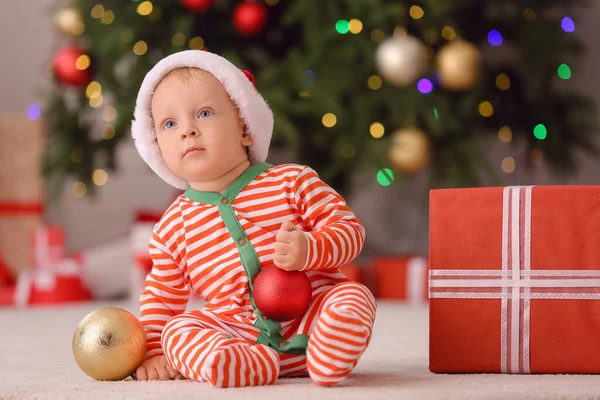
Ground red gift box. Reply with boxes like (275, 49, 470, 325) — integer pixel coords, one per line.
(373, 256, 428, 303)
(429, 185, 600, 374)
(340, 263, 363, 284)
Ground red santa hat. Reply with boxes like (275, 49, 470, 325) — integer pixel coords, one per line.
(131, 50, 274, 189)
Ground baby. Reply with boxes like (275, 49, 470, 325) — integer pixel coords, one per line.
(130, 50, 376, 387)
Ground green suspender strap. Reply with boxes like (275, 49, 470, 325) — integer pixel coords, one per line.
(184, 162, 309, 355)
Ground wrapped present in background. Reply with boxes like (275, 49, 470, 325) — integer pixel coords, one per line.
(130, 210, 161, 301)
(429, 186, 600, 374)
(340, 263, 363, 284)
(372, 256, 428, 303)
(0, 116, 45, 280)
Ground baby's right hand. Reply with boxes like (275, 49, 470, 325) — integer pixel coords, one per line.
(135, 355, 185, 381)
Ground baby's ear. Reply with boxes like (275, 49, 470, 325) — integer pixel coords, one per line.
(241, 125, 253, 146)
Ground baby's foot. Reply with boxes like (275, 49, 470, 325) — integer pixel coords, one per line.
(202, 343, 280, 388)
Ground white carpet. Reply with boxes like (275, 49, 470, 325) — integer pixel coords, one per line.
(2, 300, 600, 400)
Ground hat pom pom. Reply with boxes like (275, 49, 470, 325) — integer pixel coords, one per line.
(240, 69, 256, 87)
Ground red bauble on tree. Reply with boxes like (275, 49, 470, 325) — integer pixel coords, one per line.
(52, 45, 92, 87)
(233, 2, 268, 36)
(252, 265, 312, 322)
(181, 0, 214, 12)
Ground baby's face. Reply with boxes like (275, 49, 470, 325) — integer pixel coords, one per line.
(151, 69, 252, 186)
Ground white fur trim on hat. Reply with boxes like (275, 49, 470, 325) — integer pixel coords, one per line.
(131, 50, 274, 189)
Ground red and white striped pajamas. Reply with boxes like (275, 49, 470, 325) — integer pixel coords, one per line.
(140, 163, 376, 387)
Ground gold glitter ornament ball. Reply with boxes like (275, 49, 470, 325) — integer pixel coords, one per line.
(72, 307, 147, 381)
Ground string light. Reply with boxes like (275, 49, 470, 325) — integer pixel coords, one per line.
(441, 26, 456, 40)
(27, 104, 41, 120)
(496, 73, 510, 90)
(498, 126, 512, 142)
(417, 78, 433, 94)
(409, 5, 424, 19)
(501, 157, 516, 173)
(73, 181, 87, 198)
(487, 29, 503, 46)
(530, 148, 543, 164)
(75, 55, 91, 70)
(534, 124, 547, 139)
(133, 40, 148, 55)
(370, 29, 385, 42)
(349, 19, 363, 34)
(92, 169, 109, 186)
(523, 8, 536, 22)
(558, 63, 571, 79)
(322, 113, 337, 127)
(478, 101, 494, 117)
(91, 5, 104, 19)
(172, 33, 185, 47)
(89, 95, 104, 108)
(367, 75, 382, 90)
(377, 168, 394, 186)
(137, 1, 153, 16)
(101, 10, 115, 24)
(86, 81, 102, 99)
(561, 17, 575, 32)
(101, 125, 115, 140)
(433, 108, 439, 119)
(102, 106, 117, 122)
(370, 122, 385, 138)
(335, 20, 350, 34)
(189, 36, 205, 50)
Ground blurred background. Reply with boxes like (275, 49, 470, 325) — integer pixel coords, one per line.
(1, 0, 599, 306)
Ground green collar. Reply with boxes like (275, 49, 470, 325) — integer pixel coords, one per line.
(184, 162, 272, 205)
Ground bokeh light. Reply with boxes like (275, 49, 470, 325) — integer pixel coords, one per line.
(478, 101, 494, 117)
(86, 81, 102, 99)
(189, 36, 205, 50)
(487, 29, 503, 46)
(91, 5, 104, 19)
(496, 73, 510, 90)
(172, 33, 185, 47)
(349, 19, 363, 34)
(534, 124, 547, 139)
(530, 148, 543, 164)
(498, 126, 512, 142)
(322, 113, 337, 127)
(442, 26, 456, 40)
(368, 75, 383, 90)
(101, 10, 115, 24)
(137, 1, 153, 16)
(102, 106, 117, 122)
(417, 78, 433, 94)
(501, 157, 516, 173)
(101, 125, 115, 140)
(133, 40, 148, 55)
(370, 122, 385, 138)
(89, 95, 104, 108)
(410, 5, 424, 19)
(561, 16, 575, 32)
(27, 104, 41, 120)
(73, 181, 87, 198)
(93, 169, 109, 186)
(377, 168, 394, 186)
(75, 55, 91, 70)
(335, 20, 350, 34)
(558, 63, 571, 79)
(341, 144, 356, 158)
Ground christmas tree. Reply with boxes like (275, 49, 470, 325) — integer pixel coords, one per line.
(44, 0, 597, 199)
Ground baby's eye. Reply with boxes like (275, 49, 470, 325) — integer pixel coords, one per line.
(199, 109, 213, 118)
(165, 120, 177, 129)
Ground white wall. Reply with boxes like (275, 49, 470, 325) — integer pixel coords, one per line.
(1, 1, 599, 258)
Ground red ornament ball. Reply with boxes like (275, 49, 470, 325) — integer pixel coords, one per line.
(52, 46, 92, 87)
(233, 2, 268, 36)
(181, 0, 214, 12)
(253, 265, 312, 322)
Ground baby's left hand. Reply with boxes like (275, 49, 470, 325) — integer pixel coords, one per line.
(273, 221, 307, 271)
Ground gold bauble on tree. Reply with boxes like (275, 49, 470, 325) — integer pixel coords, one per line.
(72, 307, 147, 381)
(436, 39, 483, 91)
(54, 7, 83, 36)
(376, 30, 430, 87)
(388, 127, 431, 175)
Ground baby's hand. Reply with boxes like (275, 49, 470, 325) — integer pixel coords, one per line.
(134, 355, 185, 381)
(273, 221, 308, 271)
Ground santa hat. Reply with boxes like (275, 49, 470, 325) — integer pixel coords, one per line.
(131, 50, 274, 189)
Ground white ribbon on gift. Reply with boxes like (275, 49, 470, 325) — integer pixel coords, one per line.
(14, 258, 81, 307)
(429, 186, 600, 374)
(407, 256, 427, 304)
